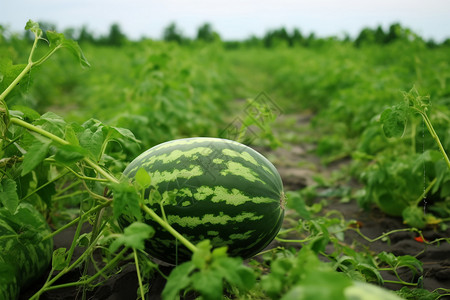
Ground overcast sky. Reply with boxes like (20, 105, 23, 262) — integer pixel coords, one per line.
(2, 0, 450, 41)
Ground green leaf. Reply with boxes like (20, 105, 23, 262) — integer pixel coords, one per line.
(135, 168, 151, 189)
(25, 20, 42, 37)
(192, 240, 212, 269)
(396, 255, 423, 274)
(52, 248, 68, 271)
(64, 124, 80, 146)
(21, 138, 52, 175)
(286, 191, 311, 220)
(378, 251, 397, 267)
(285, 271, 351, 300)
(109, 222, 154, 253)
(34, 112, 67, 138)
(53, 144, 87, 164)
(380, 106, 407, 138)
(46, 30, 90, 68)
(0, 178, 19, 213)
(11, 105, 41, 121)
(110, 126, 139, 143)
(110, 181, 142, 221)
(162, 262, 195, 300)
(214, 257, 255, 291)
(402, 206, 427, 228)
(192, 269, 223, 300)
(79, 126, 104, 161)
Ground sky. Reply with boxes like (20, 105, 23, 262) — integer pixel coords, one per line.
(1, 0, 450, 42)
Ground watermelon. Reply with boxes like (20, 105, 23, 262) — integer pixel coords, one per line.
(121, 137, 285, 265)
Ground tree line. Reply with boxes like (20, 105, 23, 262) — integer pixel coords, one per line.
(1, 21, 449, 48)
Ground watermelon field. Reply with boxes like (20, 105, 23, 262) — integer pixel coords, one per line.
(1, 21, 450, 299)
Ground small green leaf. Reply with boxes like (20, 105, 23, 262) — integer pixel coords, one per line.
(110, 126, 139, 143)
(402, 206, 427, 228)
(135, 168, 151, 189)
(34, 112, 67, 138)
(111, 181, 142, 221)
(380, 107, 407, 138)
(192, 269, 223, 300)
(25, 20, 42, 37)
(109, 222, 154, 253)
(162, 262, 195, 300)
(21, 138, 52, 175)
(11, 105, 41, 121)
(0, 178, 19, 213)
(79, 126, 103, 161)
(192, 240, 212, 269)
(46, 30, 90, 68)
(52, 248, 68, 271)
(396, 255, 423, 274)
(286, 191, 311, 220)
(64, 124, 80, 146)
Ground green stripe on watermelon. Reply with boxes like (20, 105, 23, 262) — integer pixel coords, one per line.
(121, 137, 285, 265)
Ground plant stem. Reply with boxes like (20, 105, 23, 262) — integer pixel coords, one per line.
(383, 279, 418, 286)
(134, 249, 146, 300)
(350, 227, 420, 243)
(65, 211, 86, 264)
(275, 236, 316, 243)
(414, 109, 450, 170)
(10, 117, 68, 144)
(413, 177, 437, 206)
(141, 204, 198, 253)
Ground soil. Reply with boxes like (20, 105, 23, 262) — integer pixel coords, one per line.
(20, 112, 450, 299)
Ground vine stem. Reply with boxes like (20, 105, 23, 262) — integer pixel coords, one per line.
(134, 249, 146, 300)
(413, 177, 437, 206)
(413, 108, 450, 170)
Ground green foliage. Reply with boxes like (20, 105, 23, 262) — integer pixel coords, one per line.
(109, 222, 154, 253)
(162, 240, 256, 300)
(261, 246, 353, 299)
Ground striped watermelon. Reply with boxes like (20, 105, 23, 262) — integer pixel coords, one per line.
(122, 137, 285, 264)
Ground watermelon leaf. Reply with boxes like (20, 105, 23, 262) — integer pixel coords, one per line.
(52, 248, 68, 271)
(46, 30, 90, 68)
(161, 262, 196, 300)
(21, 138, 52, 176)
(53, 144, 88, 164)
(380, 106, 408, 138)
(109, 222, 154, 253)
(110, 181, 142, 221)
(135, 168, 151, 189)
